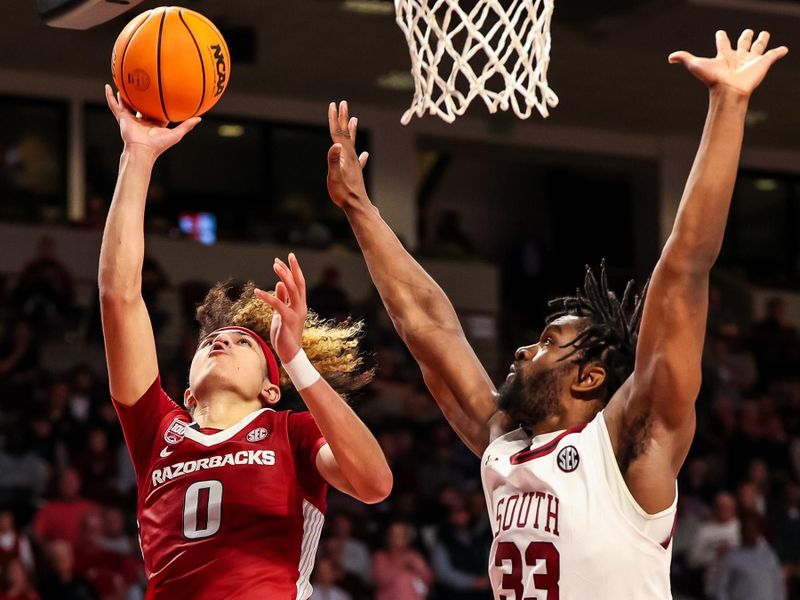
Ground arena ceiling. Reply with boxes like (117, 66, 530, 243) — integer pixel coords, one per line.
(6, 0, 800, 150)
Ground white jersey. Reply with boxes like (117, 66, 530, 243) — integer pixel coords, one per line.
(481, 411, 676, 599)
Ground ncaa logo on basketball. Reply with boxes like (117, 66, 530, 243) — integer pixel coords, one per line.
(209, 44, 227, 96)
(164, 418, 188, 445)
(247, 427, 269, 443)
(557, 445, 579, 473)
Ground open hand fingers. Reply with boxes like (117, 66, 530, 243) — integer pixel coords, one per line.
(765, 45, 789, 65)
(736, 29, 754, 53)
(173, 117, 202, 139)
(255, 288, 289, 321)
(287, 253, 306, 303)
(338, 100, 350, 134)
(715, 30, 732, 55)
(105, 85, 121, 121)
(751, 31, 770, 56)
(668, 51, 694, 66)
(328, 102, 339, 139)
(359, 151, 369, 168)
(349, 117, 358, 145)
(274, 258, 301, 307)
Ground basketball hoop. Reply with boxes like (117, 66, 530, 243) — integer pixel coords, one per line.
(394, 0, 559, 124)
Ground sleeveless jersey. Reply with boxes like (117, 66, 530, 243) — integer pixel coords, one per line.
(114, 377, 327, 599)
(481, 411, 676, 599)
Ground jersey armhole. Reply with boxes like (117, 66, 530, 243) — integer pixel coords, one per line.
(596, 412, 678, 546)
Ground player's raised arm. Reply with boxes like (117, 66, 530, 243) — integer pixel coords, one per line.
(99, 85, 200, 406)
(605, 31, 787, 503)
(255, 254, 392, 504)
(326, 101, 499, 456)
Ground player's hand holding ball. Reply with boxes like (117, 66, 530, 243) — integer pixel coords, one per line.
(105, 84, 199, 159)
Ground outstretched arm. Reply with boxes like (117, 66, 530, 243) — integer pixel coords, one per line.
(326, 102, 499, 456)
(256, 254, 392, 504)
(605, 30, 787, 507)
(99, 85, 199, 406)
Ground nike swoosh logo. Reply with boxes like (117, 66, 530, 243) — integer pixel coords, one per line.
(160, 447, 173, 458)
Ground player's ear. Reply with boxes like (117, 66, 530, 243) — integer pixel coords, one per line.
(260, 383, 280, 407)
(570, 365, 606, 398)
(183, 388, 195, 408)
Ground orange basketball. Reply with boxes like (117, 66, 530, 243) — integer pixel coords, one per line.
(111, 6, 230, 123)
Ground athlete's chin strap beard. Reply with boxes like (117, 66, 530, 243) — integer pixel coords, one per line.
(496, 368, 559, 429)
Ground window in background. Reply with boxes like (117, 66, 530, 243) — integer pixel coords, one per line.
(0, 96, 67, 223)
(84, 105, 368, 246)
(721, 171, 800, 289)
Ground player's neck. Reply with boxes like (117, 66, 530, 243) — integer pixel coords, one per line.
(192, 393, 263, 430)
(525, 407, 598, 437)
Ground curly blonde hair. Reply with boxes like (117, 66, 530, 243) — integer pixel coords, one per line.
(195, 281, 373, 394)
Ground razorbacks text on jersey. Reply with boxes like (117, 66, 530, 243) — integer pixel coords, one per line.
(481, 412, 676, 600)
(114, 376, 327, 599)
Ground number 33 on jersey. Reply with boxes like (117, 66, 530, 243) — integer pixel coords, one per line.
(481, 414, 675, 600)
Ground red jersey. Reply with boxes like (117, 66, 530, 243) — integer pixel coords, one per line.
(114, 377, 328, 599)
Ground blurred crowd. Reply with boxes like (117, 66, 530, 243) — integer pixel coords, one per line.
(0, 236, 797, 600)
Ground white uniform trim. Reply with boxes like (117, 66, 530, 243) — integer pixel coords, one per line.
(295, 499, 325, 600)
(185, 407, 275, 447)
(597, 412, 678, 546)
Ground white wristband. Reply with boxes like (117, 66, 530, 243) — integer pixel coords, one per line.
(283, 349, 321, 391)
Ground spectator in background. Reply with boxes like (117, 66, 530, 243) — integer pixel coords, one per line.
(32, 470, 100, 547)
(769, 481, 800, 596)
(308, 266, 351, 322)
(0, 512, 33, 572)
(749, 296, 800, 388)
(39, 378, 81, 466)
(326, 514, 372, 588)
(71, 428, 117, 504)
(688, 491, 740, 597)
(98, 509, 133, 557)
(431, 505, 491, 599)
(706, 284, 739, 338)
(319, 538, 368, 600)
(11, 236, 75, 337)
(310, 557, 352, 600)
(140, 256, 168, 337)
(704, 325, 758, 403)
(716, 512, 785, 600)
(728, 402, 767, 486)
(0, 319, 39, 404)
(72, 513, 141, 600)
(79, 194, 107, 232)
(0, 432, 49, 517)
(0, 558, 40, 600)
(68, 365, 103, 426)
(38, 540, 99, 600)
(373, 522, 433, 600)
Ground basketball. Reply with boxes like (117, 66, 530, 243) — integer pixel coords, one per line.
(111, 6, 230, 123)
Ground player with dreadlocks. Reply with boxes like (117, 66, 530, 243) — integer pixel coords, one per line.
(99, 85, 392, 599)
(326, 29, 787, 599)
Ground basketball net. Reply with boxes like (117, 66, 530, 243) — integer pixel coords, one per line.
(395, 0, 559, 124)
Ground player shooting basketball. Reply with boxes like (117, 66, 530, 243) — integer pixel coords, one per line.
(327, 30, 786, 598)
(99, 85, 392, 599)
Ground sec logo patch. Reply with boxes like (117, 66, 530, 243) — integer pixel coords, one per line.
(557, 445, 580, 473)
(247, 427, 269, 443)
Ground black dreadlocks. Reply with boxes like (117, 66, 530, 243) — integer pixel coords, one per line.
(545, 260, 648, 403)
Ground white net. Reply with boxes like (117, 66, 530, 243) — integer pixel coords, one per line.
(395, 0, 559, 124)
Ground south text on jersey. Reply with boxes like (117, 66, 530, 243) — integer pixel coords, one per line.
(494, 491, 560, 537)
